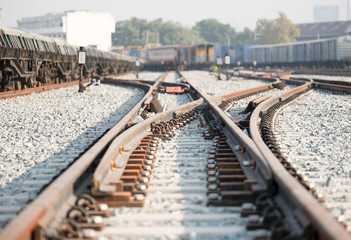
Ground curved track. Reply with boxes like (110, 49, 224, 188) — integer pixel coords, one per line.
(1, 71, 350, 240)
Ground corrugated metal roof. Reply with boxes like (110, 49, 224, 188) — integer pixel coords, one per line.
(297, 21, 351, 36)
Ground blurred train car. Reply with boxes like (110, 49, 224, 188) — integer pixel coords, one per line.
(178, 44, 215, 69)
(215, 44, 256, 66)
(249, 36, 351, 67)
(125, 46, 146, 58)
(145, 44, 188, 70)
(0, 27, 137, 90)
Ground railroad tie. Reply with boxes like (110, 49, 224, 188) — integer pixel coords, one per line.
(206, 133, 256, 206)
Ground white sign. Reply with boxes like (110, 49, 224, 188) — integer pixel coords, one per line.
(136, 60, 140, 67)
(217, 57, 223, 65)
(224, 55, 230, 65)
(78, 52, 86, 64)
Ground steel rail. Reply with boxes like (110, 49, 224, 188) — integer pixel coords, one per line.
(0, 73, 133, 99)
(178, 72, 273, 188)
(220, 79, 279, 102)
(0, 74, 166, 240)
(249, 79, 351, 239)
(190, 85, 272, 189)
(0, 78, 90, 99)
(92, 99, 204, 194)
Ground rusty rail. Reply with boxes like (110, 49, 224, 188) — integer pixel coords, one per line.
(92, 99, 204, 194)
(0, 74, 166, 240)
(221, 79, 278, 102)
(192, 86, 273, 187)
(0, 79, 90, 99)
(178, 72, 273, 188)
(249, 79, 351, 239)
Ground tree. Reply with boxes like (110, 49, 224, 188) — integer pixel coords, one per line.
(193, 19, 235, 45)
(112, 17, 256, 47)
(112, 18, 205, 46)
(112, 17, 149, 46)
(255, 12, 300, 44)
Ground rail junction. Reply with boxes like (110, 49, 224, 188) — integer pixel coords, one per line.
(0, 70, 350, 240)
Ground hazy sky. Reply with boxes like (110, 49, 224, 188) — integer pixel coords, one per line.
(1, 0, 349, 30)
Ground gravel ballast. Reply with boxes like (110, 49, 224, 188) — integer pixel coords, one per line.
(273, 89, 351, 229)
(102, 116, 255, 240)
(181, 71, 271, 96)
(158, 93, 191, 111)
(0, 84, 144, 202)
(114, 71, 163, 81)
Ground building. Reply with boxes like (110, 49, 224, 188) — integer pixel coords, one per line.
(296, 20, 351, 41)
(314, 5, 339, 23)
(17, 10, 115, 51)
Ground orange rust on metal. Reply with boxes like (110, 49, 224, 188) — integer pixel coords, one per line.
(125, 164, 142, 170)
(132, 150, 147, 155)
(165, 86, 184, 94)
(217, 162, 241, 168)
(280, 81, 311, 101)
(251, 95, 272, 107)
(221, 84, 273, 101)
(121, 175, 138, 183)
(123, 182, 136, 190)
(110, 161, 117, 169)
(313, 82, 351, 93)
(127, 159, 144, 165)
(109, 181, 124, 191)
(119, 146, 125, 153)
(97, 199, 144, 207)
(280, 76, 290, 80)
(218, 169, 243, 174)
(97, 192, 132, 202)
(261, 74, 271, 78)
(218, 174, 246, 182)
(0, 78, 91, 99)
(122, 170, 140, 176)
(129, 154, 146, 159)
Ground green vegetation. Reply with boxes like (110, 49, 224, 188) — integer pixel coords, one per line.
(255, 12, 300, 44)
(112, 13, 299, 47)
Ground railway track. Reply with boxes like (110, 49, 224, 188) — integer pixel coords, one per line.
(89, 112, 258, 239)
(0, 71, 350, 239)
(270, 83, 351, 231)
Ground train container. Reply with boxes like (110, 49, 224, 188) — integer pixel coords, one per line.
(214, 44, 256, 65)
(241, 44, 256, 63)
(336, 35, 351, 61)
(249, 45, 273, 64)
(293, 42, 310, 63)
(147, 45, 182, 65)
(214, 45, 236, 63)
(0, 26, 137, 90)
(177, 44, 214, 69)
(193, 44, 214, 64)
(272, 44, 293, 63)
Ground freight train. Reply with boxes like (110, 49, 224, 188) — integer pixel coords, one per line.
(141, 35, 351, 70)
(249, 35, 351, 68)
(0, 27, 139, 91)
(145, 44, 215, 70)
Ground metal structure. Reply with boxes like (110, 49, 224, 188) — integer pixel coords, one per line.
(0, 27, 141, 91)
